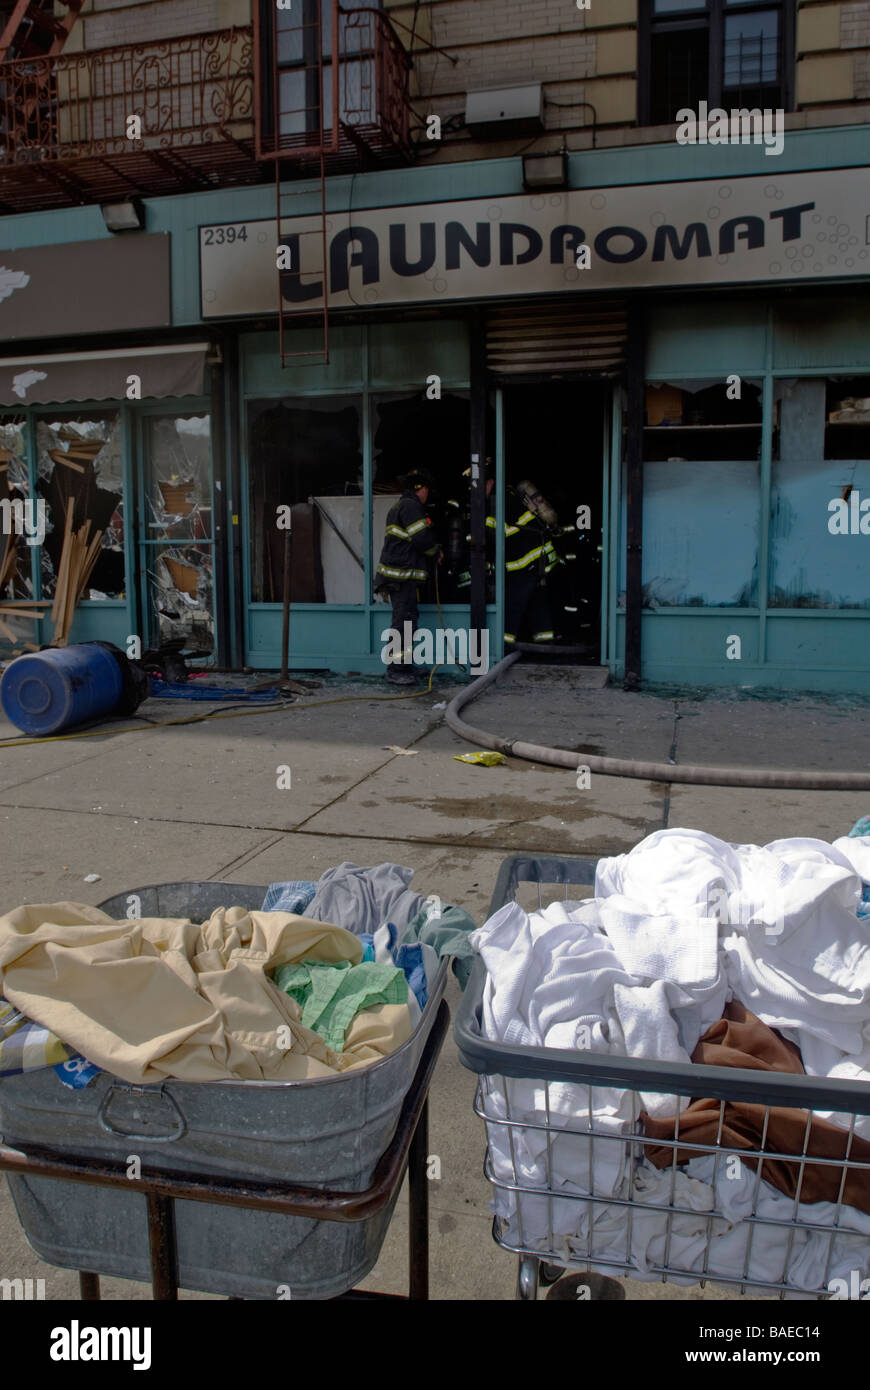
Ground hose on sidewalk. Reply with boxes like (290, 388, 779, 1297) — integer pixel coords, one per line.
(445, 653, 870, 791)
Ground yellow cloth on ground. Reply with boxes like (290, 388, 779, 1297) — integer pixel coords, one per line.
(0, 903, 413, 1083)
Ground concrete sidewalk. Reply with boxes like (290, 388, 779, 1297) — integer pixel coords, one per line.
(0, 663, 866, 1301)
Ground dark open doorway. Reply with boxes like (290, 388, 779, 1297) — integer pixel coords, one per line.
(503, 381, 606, 664)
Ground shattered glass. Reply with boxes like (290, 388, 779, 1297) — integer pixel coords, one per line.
(144, 415, 212, 544)
(37, 412, 124, 600)
(0, 416, 32, 600)
(143, 415, 214, 651)
(148, 545, 214, 651)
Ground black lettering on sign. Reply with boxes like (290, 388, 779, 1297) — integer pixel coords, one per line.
(203, 225, 249, 245)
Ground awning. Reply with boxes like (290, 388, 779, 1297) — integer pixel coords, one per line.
(0, 343, 211, 407)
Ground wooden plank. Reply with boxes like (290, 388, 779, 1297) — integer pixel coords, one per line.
(51, 497, 75, 637)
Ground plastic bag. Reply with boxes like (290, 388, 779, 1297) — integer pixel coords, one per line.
(454, 750, 505, 766)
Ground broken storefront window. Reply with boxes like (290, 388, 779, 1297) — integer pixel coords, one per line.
(37, 413, 125, 602)
(143, 415, 214, 652)
(248, 397, 364, 605)
(0, 416, 38, 649)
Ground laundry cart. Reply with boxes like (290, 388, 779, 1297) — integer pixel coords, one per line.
(455, 855, 870, 1301)
(0, 882, 449, 1301)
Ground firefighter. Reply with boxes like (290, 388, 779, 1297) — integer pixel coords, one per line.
(375, 466, 440, 684)
(503, 479, 560, 647)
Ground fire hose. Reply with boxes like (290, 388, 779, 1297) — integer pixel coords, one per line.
(445, 652, 870, 790)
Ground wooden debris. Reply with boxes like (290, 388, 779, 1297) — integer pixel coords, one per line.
(164, 556, 200, 596)
(50, 498, 104, 646)
(48, 448, 86, 475)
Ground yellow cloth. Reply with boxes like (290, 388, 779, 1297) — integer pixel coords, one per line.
(0, 903, 412, 1083)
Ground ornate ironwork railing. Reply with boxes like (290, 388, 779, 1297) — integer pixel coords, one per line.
(255, 2, 411, 161)
(0, 27, 255, 162)
(339, 5, 411, 155)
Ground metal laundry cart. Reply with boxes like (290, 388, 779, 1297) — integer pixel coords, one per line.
(0, 882, 450, 1301)
(455, 854, 870, 1301)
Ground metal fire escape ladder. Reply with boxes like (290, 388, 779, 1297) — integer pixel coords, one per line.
(0, 0, 82, 59)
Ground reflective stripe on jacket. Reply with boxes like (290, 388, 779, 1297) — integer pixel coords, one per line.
(376, 490, 437, 585)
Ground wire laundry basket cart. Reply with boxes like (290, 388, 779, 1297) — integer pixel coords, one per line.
(455, 855, 870, 1301)
(0, 882, 449, 1301)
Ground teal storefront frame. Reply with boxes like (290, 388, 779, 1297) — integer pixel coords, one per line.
(0, 400, 137, 652)
(0, 393, 216, 658)
(612, 291, 870, 692)
(239, 317, 508, 673)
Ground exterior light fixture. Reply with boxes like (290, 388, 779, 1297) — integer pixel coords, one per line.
(100, 198, 146, 233)
(521, 151, 568, 190)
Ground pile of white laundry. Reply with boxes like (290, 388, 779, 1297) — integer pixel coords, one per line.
(470, 828, 870, 1295)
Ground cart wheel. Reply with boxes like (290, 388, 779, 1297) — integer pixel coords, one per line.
(539, 1262, 565, 1287)
(516, 1256, 540, 1300)
(545, 1271, 626, 1301)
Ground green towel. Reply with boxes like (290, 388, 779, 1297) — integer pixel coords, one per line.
(404, 902, 477, 988)
(273, 958, 408, 1052)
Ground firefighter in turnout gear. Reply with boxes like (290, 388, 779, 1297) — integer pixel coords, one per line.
(376, 466, 441, 684)
(503, 480, 561, 647)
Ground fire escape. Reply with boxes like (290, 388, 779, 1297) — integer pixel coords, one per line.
(255, 0, 412, 364)
(0, 1, 412, 365)
(0, 0, 82, 61)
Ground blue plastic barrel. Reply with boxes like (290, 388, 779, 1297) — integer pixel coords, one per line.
(0, 644, 124, 736)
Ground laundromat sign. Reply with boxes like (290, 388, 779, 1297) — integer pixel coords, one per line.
(199, 167, 870, 316)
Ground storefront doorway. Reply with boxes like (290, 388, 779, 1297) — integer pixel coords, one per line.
(136, 410, 216, 658)
(501, 381, 607, 663)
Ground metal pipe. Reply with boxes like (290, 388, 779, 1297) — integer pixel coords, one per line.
(280, 525, 291, 682)
(446, 654, 870, 790)
(408, 1096, 429, 1301)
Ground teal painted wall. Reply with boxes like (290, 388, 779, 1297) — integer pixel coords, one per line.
(624, 292, 870, 692)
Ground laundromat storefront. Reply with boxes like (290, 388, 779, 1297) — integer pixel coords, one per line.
(207, 163, 870, 687)
(0, 233, 218, 661)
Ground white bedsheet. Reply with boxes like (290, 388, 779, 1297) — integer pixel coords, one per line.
(470, 828, 870, 1295)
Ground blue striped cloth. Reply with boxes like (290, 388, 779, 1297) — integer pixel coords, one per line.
(262, 881, 318, 914)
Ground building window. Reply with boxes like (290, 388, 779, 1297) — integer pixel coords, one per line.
(36, 413, 125, 602)
(769, 377, 870, 609)
(637, 379, 763, 607)
(259, 0, 380, 148)
(142, 414, 215, 653)
(247, 396, 364, 604)
(641, 0, 793, 128)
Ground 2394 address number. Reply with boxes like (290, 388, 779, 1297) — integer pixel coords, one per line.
(202, 225, 248, 245)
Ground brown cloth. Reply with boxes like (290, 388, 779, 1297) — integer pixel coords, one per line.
(642, 1000, 870, 1213)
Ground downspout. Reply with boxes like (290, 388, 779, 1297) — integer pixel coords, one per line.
(623, 300, 645, 691)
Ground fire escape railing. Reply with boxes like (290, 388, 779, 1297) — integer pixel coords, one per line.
(340, 6, 411, 159)
(0, 27, 254, 162)
(254, 2, 413, 366)
(254, 3, 411, 162)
